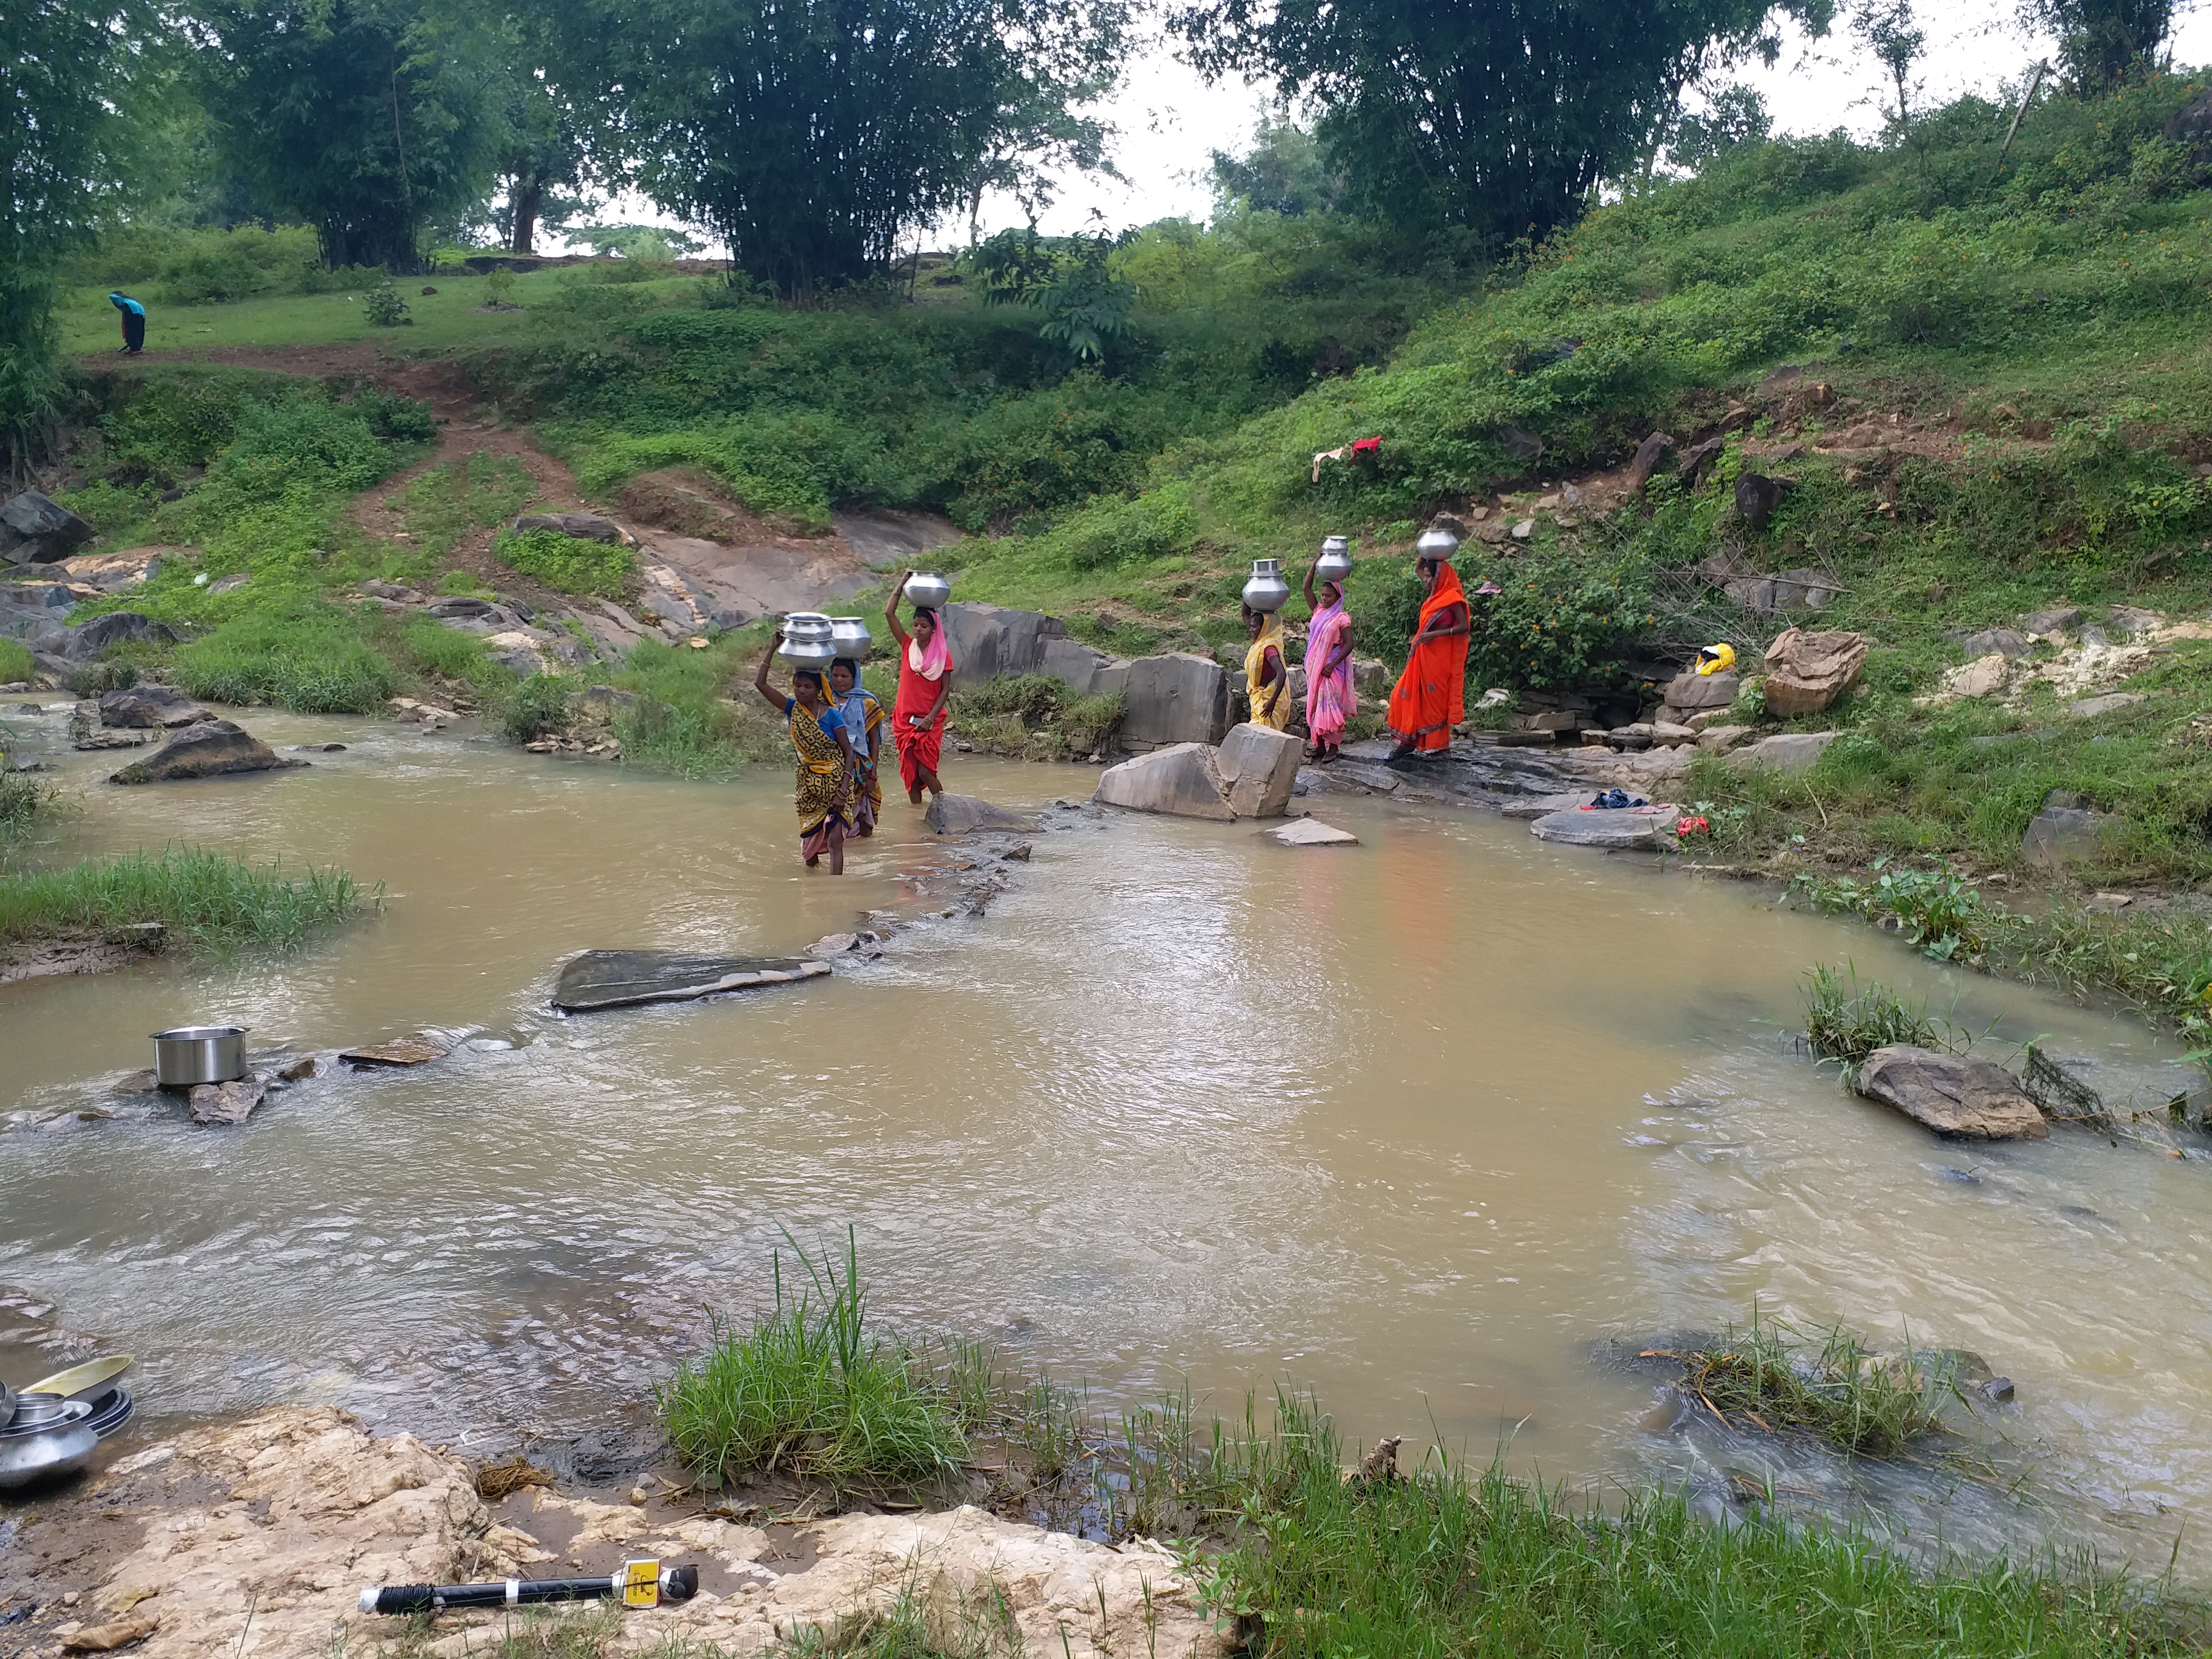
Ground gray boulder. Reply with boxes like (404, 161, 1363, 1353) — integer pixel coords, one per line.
(188, 1077, 266, 1127)
(1120, 652, 1232, 750)
(1853, 1047, 2048, 1140)
(2022, 606, 2081, 635)
(925, 793, 1040, 834)
(1955, 627, 2033, 659)
(938, 602, 1065, 684)
(1528, 807, 1674, 849)
(1352, 657, 1391, 696)
(63, 612, 175, 659)
(0, 491, 96, 565)
(1213, 721, 1302, 818)
(1660, 668, 1738, 715)
(514, 512, 622, 542)
(1267, 817, 1358, 847)
(2022, 792, 2107, 867)
(1730, 731, 1837, 771)
(551, 950, 828, 1012)
(98, 684, 210, 728)
(2067, 692, 2145, 719)
(1039, 636, 1129, 699)
(1094, 742, 1235, 821)
(2024, 1045, 2212, 1128)
(109, 720, 310, 785)
(1721, 568, 1844, 617)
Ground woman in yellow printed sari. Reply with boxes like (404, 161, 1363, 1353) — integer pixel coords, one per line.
(755, 630, 859, 873)
(1241, 603, 1293, 731)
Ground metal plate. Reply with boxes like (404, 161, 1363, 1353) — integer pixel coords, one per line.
(23, 1354, 132, 1400)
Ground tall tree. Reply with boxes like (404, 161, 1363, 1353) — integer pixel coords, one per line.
(959, 71, 1121, 247)
(1171, 0, 1832, 246)
(2, 0, 161, 474)
(1854, 0, 1925, 129)
(1209, 113, 1347, 217)
(2023, 0, 2175, 94)
(562, 0, 1129, 295)
(186, 0, 508, 270)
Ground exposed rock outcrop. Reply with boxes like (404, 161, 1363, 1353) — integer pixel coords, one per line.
(1761, 628, 1867, 716)
(1853, 1047, 2048, 1140)
(552, 951, 830, 1012)
(97, 685, 211, 729)
(926, 793, 1041, 834)
(1119, 653, 1232, 750)
(1094, 743, 1236, 821)
(0, 490, 96, 565)
(108, 721, 308, 785)
(1212, 722, 1302, 818)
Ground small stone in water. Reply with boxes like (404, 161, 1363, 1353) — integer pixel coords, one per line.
(1982, 1376, 2017, 1403)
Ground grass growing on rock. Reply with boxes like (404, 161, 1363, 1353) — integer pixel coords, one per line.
(659, 1233, 968, 1491)
(0, 847, 376, 953)
(946, 674, 1126, 761)
(0, 640, 33, 686)
(1667, 1314, 1957, 1457)
(1800, 963, 1948, 1063)
(493, 527, 635, 598)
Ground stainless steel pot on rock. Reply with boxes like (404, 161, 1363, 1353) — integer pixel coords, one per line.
(152, 1025, 248, 1086)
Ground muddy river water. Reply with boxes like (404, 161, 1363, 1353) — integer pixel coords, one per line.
(5, 708, 2212, 1573)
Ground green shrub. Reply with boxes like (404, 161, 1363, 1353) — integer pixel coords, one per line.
(501, 673, 575, 742)
(175, 612, 396, 713)
(493, 527, 635, 597)
(1061, 691, 1126, 756)
(0, 640, 33, 685)
(1042, 489, 1196, 572)
(658, 1233, 966, 1489)
(1790, 860, 2008, 962)
(1465, 548, 1657, 693)
(0, 770, 48, 841)
(397, 617, 489, 680)
(363, 282, 410, 327)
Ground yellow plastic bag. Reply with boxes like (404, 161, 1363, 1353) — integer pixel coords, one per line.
(1696, 642, 1736, 676)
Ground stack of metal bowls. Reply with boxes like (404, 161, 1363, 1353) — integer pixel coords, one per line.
(1314, 537, 1352, 585)
(779, 613, 836, 668)
(902, 572, 951, 610)
(0, 1355, 135, 1491)
(828, 617, 873, 660)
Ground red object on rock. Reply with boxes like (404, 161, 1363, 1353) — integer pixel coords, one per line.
(1350, 435, 1382, 456)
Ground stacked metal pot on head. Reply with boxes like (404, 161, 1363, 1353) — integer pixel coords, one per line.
(778, 613, 836, 668)
(0, 1355, 135, 1491)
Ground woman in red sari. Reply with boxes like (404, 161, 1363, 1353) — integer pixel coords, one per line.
(1386, 545, 1470, 758)
(885, 570, 954, 802)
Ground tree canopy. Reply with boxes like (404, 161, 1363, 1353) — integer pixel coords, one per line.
(1171, 0, 1833, 245)
(2026, 0, 2177, 94)
(186, 0, 509, 270)
(561, 0, 1129, 295)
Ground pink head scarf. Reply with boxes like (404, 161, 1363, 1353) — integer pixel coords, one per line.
(906, 611, 950, 680)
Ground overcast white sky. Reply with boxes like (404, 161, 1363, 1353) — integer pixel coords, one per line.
(561, 0, 2211, 253)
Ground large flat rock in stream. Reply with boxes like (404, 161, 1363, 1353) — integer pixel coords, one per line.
(1528, 806, 1678, 848)
(925, 793, 1040, 834)
(552, 950, 830, 1012)
(1854, 1046, 2048, 1140)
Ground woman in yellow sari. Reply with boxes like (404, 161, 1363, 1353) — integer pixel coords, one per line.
(755, 630, 859, 873)
(1241, 603, 1293, 731)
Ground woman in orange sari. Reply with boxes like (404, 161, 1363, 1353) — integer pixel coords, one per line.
(1386, 545, 1470, 758)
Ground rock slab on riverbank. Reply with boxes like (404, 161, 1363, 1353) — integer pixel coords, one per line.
(552, 950, 830, 1012)
(5, 1407, 1224, 1659)
(1853, 1046, 2049, 1139)
(926, 793, 1040, 834)
(1528, 806, 1679, 849)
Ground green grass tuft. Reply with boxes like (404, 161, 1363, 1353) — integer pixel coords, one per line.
(1800, 962, 1946, 1063)
(401, 452, 538, 557)
(174, 609, 397, 713)
(0, 640, 34, 685)
(0, 847, 376, 953)
(1671, 1312, 1956, 1458)
(659, 1231, 968, 1491)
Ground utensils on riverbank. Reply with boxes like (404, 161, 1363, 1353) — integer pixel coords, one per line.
(902, 572, 951, 610)
(1243, 558, 1291, 613)
(152, 1025, 248, 1086)
(828, 617, 873, 660)
(0, 1353, 135, 1490)
(1314, 537, 1352, 585)
(778, 613, 836, 667)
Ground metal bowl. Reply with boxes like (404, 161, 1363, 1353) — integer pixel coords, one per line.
(903, 573, 951, 611)
(0, 1421, 99, 1491)
(152, 1025, 249, 1087)
(78, 1385, 133, 1441)
(2, 1395, 92, 1437)
(23, 1355, 132, 1401)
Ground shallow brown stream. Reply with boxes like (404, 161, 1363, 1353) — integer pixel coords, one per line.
(4, 705, 2210, 1573)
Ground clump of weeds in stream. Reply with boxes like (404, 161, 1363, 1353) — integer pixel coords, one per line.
(1667, 1311, 1957, 1458)
(1799, 962, 1954, 1064)
(658, 1229, 969, 1491)
(1790, 860, 2008, 962)
(1187, 1392, 2206, 1659)
(0, 846, 376, 954)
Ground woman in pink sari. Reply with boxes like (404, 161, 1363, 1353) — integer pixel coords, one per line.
(1301, 557, 1355, 763)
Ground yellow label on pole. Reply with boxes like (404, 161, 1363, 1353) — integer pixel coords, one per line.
(621, 1559, 660, 1609)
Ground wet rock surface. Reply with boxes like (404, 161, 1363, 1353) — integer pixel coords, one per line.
(1266, 817, 1358, 846)
(1094, 742, 1236, 821)
(1211, 721, 1302, 819)
(0, 490, 96, 565)
(551, 951, 830, 1012)
(108, 721, 307, 785)
(0, 1407, 1224, 1659)
(1853, 1047, 2048, 1140)
(95, 685, 209, 729)
(924, 793, 1040, 834)
(185, 1078, 265, 1127)
(1529, 806, 1678, 849)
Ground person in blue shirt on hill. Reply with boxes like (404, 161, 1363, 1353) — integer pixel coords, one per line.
(108, 293, 145, 354)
